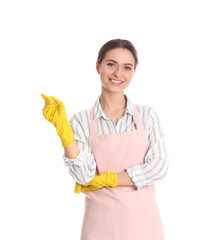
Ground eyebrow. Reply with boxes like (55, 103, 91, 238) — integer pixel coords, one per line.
(106, 59, 134, 67)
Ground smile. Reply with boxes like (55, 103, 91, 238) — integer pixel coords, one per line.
(109, 78, 124, 86)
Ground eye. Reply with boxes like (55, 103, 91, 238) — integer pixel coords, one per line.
(108, 63, 115, 67)
(124, 66, 132, 71)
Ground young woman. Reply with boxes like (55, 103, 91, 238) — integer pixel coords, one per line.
(41, 39, 169, 240)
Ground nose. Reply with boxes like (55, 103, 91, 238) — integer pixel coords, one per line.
(113, 66, 122, 78)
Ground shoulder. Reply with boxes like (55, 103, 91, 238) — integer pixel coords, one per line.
(134, 103, 155, 118)
(134, 103, 162, 131)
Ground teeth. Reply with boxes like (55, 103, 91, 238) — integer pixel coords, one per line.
(111, 79, 122, 83)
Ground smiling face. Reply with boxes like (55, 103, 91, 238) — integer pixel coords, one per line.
(96, 48, 135, 93)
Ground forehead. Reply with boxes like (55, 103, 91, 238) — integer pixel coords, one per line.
(103, 48, 135, 64)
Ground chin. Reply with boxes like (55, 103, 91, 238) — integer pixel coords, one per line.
(101, 85, 124, 93)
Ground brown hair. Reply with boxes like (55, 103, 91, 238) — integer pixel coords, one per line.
(97, 39, 138, 70)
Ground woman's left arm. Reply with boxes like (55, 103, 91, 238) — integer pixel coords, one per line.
(124, 107, 169, 190)
(116, 171, 135, 186)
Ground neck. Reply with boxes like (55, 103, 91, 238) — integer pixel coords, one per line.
(99, 89, 126, 113)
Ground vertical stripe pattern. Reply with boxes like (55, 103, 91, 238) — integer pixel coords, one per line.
(63, 94, 168, 189)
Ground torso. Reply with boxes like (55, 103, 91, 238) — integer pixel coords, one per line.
(80, 104, 164, 240)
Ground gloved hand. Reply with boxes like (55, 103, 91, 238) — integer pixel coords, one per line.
(41, 94, 74, 147)
(74, 181, 100, 194)
(74, 171, 118, 194)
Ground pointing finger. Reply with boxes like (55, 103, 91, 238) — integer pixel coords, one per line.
(41, 93, 51, 104)
(41, 93, 47, 100)
(41, 93, 54, 105)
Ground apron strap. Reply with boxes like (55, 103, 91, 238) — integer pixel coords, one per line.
(132, 104, 145, 135)
(89, 107, 97, 138)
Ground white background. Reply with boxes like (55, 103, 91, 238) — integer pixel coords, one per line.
(1, 0, 223, 239)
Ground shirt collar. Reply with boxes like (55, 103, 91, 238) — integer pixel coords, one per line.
(93, 94, 135, 120)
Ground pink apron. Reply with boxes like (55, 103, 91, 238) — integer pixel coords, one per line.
(80, 104, 164, 240)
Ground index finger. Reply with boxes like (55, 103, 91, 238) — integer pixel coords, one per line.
(41, 93, 52, 105)
(41, 93, 48, 101)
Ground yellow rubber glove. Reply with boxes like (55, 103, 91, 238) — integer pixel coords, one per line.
(41, 94, 74, 147)
(74, 171, 118, 194)
(74, 181, 100, 194)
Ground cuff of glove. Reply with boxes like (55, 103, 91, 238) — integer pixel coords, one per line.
(108, 172, 118, 188)
(59, 123, 75, 147)
(61, 135, 75, 147)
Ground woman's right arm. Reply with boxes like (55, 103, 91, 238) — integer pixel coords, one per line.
(63, 113, 97, 185)
(41, 94, 96, 184)
(64, 140, 80, 159)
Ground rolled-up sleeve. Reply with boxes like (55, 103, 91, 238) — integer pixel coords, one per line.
(126, 107, 169, 190)
(63, 113, 96, 185)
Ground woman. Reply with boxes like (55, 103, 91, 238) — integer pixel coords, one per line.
(41, 39, 168, 240)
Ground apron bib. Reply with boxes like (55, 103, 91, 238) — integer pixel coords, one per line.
(80, 104, 164, 240)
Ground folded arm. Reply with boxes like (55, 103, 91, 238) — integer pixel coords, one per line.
(126, 107, 169, 190)
(116, 171, 135, 186)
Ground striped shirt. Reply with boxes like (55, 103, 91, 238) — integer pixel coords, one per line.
(63, 94, 169, 190)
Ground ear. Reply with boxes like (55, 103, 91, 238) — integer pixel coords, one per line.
(96, 61, 100, 74)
